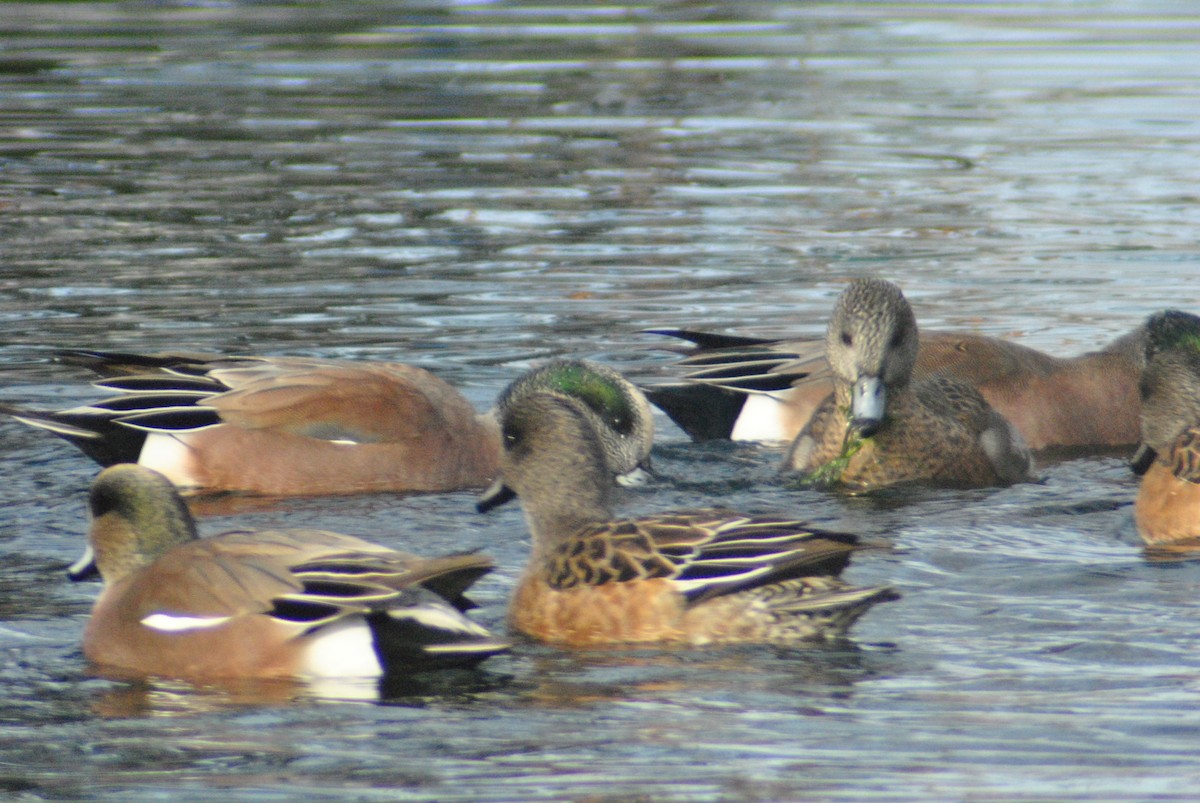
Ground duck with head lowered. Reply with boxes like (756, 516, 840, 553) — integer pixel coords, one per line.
(1, 353, 653, 496)
(71, 464, 509, 684)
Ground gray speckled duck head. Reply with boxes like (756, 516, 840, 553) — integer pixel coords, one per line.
(72, 462, 199, 584)
(488, 359, 654, 486)
(825, 278, 920, 438)
(1133, 309, 1200, 473)
(477, 390, 616, 549)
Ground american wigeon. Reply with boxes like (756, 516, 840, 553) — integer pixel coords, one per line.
(1, 352, 652, 496)
(1131, 310, 1200, 545)
(779, 278, 1033, 490)
(645, 303, 1146, 455)
(74, 464, 509, 682)
(489, 358, 654, 487)
(477, 391, 898, 647)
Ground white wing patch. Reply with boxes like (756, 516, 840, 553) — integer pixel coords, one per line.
(141, 612, 233, 632)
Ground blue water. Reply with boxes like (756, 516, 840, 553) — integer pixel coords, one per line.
(2, 2, 1200, 799)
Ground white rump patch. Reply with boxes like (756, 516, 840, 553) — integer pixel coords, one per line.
(731, 393, 791, 442)
(302, 617, 383, 678)
(141, 613, 232, 632)
(138, 433, 203, 488)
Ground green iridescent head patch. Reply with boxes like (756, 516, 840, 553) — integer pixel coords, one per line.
(1147, 310, 1200, 360)
(502, 360, 635, 434)
(544, 363, 633, 433)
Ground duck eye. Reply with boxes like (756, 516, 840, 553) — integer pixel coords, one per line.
(609, 412, 632, 434)
(501, 423, 520, 447)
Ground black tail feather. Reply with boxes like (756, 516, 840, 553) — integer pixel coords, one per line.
(642, 383, 746, 441)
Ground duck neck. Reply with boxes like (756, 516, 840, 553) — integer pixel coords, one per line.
(523, 482, 614, 559)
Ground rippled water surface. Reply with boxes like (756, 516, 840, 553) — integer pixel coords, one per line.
(3, 1, 1200, 800)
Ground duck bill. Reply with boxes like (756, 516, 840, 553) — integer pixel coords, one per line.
(849, 375, 885, 438)
(67, 545, 99, 582)
(476, 476, 517, 513)
(1129, 443, 1157, 476)
(615, 459, 655, 488)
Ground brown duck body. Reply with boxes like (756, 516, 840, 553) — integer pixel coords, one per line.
(1134, 432, 1200, 545)
(788, 374, 1026, 489)
(3, 352, 653, 496)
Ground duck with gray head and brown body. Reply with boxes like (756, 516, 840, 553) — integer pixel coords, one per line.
(478, 390, 898, 647)
(780, 278, 1034, 490)
(74, 464, 508, 683)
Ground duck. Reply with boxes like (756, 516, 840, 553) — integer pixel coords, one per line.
(779, 278, 1033, 490)
(644, 301, 1146, 455)
(73, 463, 509, 682)
(476, 390, 898, 647)
(1, 352, 653, 496)
(1131, 310, 1200, 545)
